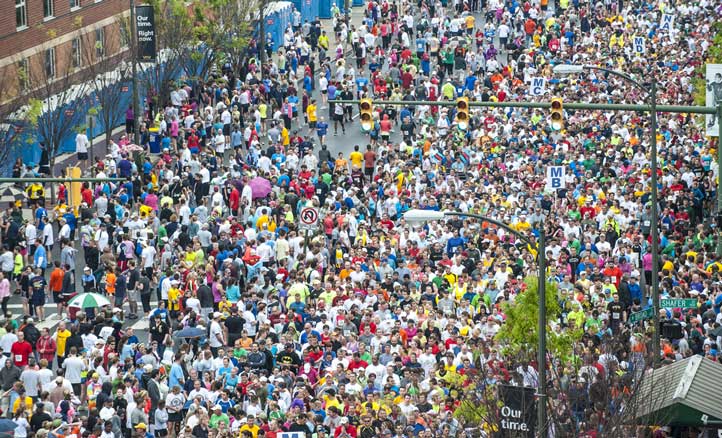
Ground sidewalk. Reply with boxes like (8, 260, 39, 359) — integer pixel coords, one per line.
(51, 125, 126, 176)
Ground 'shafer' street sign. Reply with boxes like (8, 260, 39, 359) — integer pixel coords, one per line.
(629, 307, 655, 324)
(660, 298, 697, 309)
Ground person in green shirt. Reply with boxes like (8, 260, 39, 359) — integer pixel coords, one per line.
(209, 405, 229, 428)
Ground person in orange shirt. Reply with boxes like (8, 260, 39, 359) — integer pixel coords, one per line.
(49, 261, 65, 308)
(105, 269, 116, 296)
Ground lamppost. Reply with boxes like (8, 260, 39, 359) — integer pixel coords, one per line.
(403, 209, 548, 437)
(553, 64, 661, 367)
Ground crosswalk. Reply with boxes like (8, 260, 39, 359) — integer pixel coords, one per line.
(7, 301, 158, 332)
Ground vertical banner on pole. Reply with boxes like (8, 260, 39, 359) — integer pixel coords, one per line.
(499, 385, 537, 437)
(633, 36, 645, 55)
(135, 5, 157, 61)
(545, 166, 565, 191)
(705, 64, 722, 136)
(659, 14, 674, 32)
(529, 78, 546, 96)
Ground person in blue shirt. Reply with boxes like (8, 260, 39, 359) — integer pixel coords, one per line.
(169, 354, 185, 389)
(33, 241, 47, 273)
(316, 117, 329, 145)
(446, 230, 466, 256)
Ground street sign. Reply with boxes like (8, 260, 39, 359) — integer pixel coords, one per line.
(661, 298, 697, 309)
(299, 207, 319, 229)
(629, 307, 655, 324)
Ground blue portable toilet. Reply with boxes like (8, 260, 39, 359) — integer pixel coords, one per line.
(261, 1, 293, 49)
(352, 0, 363, 7)
(319, 0, 331, 18)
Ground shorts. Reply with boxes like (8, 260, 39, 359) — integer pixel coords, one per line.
(334, 113, 344, 122)
(78, 152, 88, 161)
(168, 412, 183, 423)
(128, 289, 140, 302)
(52, 291, 62, 304)
(321, 90, 328, 95)
(31, 292, 46, 306)
(309, 121, 317, 128)
(155, 429, 168, 438)
(223, 124, 231, 136)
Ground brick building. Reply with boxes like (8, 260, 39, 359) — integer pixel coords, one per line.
(0, 0, 129, 104)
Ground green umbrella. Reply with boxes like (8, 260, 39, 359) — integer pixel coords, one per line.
(67, 292, 112, 309)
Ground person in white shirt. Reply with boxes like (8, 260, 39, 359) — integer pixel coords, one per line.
(76, 131, 90, 168)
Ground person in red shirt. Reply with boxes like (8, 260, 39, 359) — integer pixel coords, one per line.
(347, 352, 368, 371)
(11, 331, 33, 367)
(229, 185, 240, 214)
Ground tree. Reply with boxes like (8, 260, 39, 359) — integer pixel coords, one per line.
(189, 0, 256, 80)
(141, 0, 197, 111)
(0, 67, 29, 175)
(25, 28, 91, 177)
(496, 278, 583, 360)
(80, 16, 133, 150)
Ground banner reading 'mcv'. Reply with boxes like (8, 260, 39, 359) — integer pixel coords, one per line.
(135, 5, 157, 62)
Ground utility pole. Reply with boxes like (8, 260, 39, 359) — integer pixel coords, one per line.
(716, 103, 722, 256)
(130, 0, 141, 145)
(258, 0, 267, 78)
(649, 79, 661, 367)
(537, 225, 547, 437)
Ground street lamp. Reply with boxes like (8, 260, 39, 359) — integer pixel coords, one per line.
(403, 209, 548, 437)
(553, 63, 662, 367)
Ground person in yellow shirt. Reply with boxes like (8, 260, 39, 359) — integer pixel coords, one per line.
(167, 280, 181, 312)
(239, 417, 261, 438)
(349, 145, 363, 169)
(514, 215, 531, 232)
(281, 125, 290, 148)
(258, 102, 268, 131)
(318, 31, 329, 51)
(334, 153, 348, 172)
(307, 99, 318, 136)
(54, 322, 71, 365)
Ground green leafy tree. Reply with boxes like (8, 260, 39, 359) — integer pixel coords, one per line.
(142, 0, 197, 109)
(188, 0, 255, 80)
(495, 277, 583, 360)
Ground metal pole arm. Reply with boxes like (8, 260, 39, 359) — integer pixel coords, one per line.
(583, 65, 648, 96)
(437, 211, 538, 255)
(328, 100, 716, 115)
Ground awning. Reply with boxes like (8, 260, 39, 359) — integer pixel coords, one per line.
(632, 356, 722, 427)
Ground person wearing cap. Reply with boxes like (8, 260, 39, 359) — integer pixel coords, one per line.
(208, 311, 226, 356)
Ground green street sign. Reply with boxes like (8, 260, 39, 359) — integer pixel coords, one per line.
(660, 298, 697, 309)
(629, 307, 655, 324)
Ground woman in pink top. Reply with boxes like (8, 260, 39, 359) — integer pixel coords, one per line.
(144, 189, 159, 212)
(642, 251, 653, 293)
(0, 272, 10, 315)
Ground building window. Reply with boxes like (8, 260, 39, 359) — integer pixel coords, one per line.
(70, 0, 80, 9)
(95, 27, 105, 58)
(17, 59, 29, 91)
(15, 0, 27, 28)
(72, 37, 82, 69)
(43, 0, 54, 19)
(45, 47, 56, 79)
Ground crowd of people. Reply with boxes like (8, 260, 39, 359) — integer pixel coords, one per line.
(0, 0, 722, 437)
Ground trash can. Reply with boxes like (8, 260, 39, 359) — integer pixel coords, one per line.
(149, 127, 160, 153)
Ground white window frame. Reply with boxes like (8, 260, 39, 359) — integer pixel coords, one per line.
(43, 0, 54, 20)
(70, 0, 80, 10)
(17, 59, 29, 91)
(95, 27, 105, 58)
(15, 0, 27, 30)
(72, 37, 82, 69)
(45, 47, 56, 79)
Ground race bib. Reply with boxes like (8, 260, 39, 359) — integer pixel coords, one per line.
(15, 355, 22, 362)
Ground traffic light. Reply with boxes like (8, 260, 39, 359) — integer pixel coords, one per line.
(550, 97, 563, 131)
(455, 97, 469, 130)
(360, 98, 373, 131)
